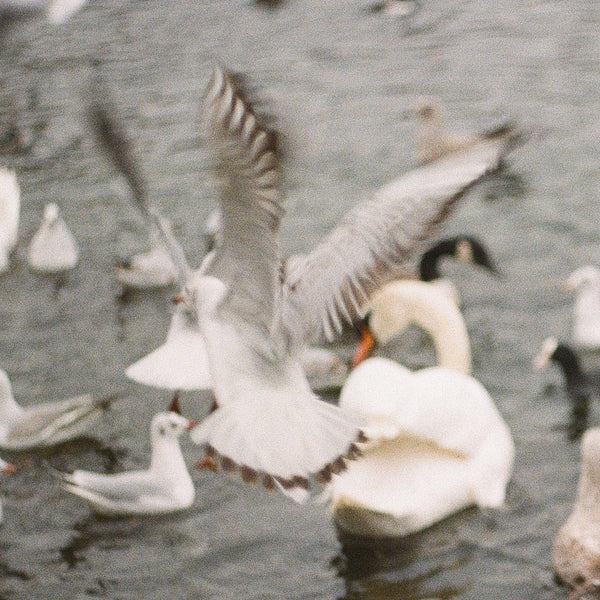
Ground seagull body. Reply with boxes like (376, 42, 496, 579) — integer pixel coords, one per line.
(0, 367, 112, 450)
(563, 266, 600, 352)
(58, 412, 195, 517)
(414, 97, 525, 166)
(176, 65, 519, 493)
(27, 203, 78, 274)
(0, 167, 20, 274)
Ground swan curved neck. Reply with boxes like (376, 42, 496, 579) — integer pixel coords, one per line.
(369, 281, 471, 374)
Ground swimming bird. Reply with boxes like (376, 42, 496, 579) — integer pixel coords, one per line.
(414, 97, 525, 166)
(86, 65, 180, 291)
(0, 166, 20, 274)
(56, 412, 196, 517)
(330, 357, 514, 538)
(419, 235, 499, 305)
(553, 427, 600, 589)
(27, 203, 79, 274)
(352, 278, 472, 373)
(175, 64, 515, 494)
(0, 367, 115, 450)
(533, 337, 600, 441)
(0, 0, 87, 24)
(0, 457, 16, 524)
(563, 266, 600, 352)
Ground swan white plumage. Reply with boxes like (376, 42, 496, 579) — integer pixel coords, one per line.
(0, 367, 115, 450)
(553, 427, 600, 589)
(353, 278, 472, 374)
(27, 203, 79, 273)
(0, 167, 20, 274)
(414, 97, 525, 166)
(330, 357, 515, 537)
(563, 266, 600, 352)
(56, 412, 196, 516)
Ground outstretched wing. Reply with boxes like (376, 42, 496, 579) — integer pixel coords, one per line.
(201, 66, 285, 342)
(284, 139, 515, 343)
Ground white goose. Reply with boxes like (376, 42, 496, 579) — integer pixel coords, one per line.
(553, 427, 600, 589)
(0, 367, 114, 450)
(352, 278, 472, 374)
(56, 412, 196, 517)
(86, 66, 180, 291)
(330, 357, 514, 538)
(27, 203, 79, 274)
(563, 266, 600, 352)
(414, 96, 525, 166)
(172, 65, 520, 494)
(0, 166, 20, 274)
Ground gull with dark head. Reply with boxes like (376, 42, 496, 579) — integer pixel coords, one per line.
(175, 65, 519, 495)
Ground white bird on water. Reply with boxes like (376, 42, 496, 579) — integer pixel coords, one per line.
(159, 65, 523, 495)
(0, 367, 115, 450)
(0, 166, 20, 274)
(56, 412, 196, 517)
(27, 202, 79, 274)
(0, 0, 87, 24)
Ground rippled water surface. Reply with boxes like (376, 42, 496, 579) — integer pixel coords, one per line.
(0, 1, 599, 598)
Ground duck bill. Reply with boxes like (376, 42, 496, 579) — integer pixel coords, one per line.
(352, 325, 376, 368)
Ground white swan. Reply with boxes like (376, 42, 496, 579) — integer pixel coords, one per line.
(553, 427, 600, 589)
(0, 367, 115, 450)
(0, 167, 20, 274)
(27, 203, 79, 274)
(330, 357, 515, 538)
(563, 266, 600, 352)
(353, 278, 472, 374)
(414, 97, 525, 165)
(56, 412, 196, 516)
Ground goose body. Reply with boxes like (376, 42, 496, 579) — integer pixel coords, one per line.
(0, 367, 112, 450)
(330, 358, 515, 537)
(564, 266, 600, 352)
(414, 97, 525, 166)
(27, 203, 78, 274)
(0, 167, 20, 274)
(58, 412, 195, 516)
(553, 427, 600, 588)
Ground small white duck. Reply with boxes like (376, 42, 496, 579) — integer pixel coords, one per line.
(56, 412, 196, 517)
(27, 203, 79, 274)
(352, 278, 472, 374)
(553, 427, 600, 589)
(86, 65, 180, 291)
(0, 367, 114, 450)
(414, 97, 525, 166)
(0, 457, 16, 524)
(563, 266, 600, 352)
(0, 166, 20, 274)
(330, 357, 515, 538)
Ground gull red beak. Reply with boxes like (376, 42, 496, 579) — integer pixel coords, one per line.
(352, 323, 376, 368)
(2, 462, 17, 475)
(186, 419, 199, 431)
(195, 456, 218, 473)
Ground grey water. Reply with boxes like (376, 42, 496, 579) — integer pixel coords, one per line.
(0, 0, 597, 598)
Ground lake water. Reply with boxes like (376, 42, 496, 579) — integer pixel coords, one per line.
(0, 1, 598, 598)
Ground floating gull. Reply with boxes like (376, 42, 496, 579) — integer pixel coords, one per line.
(0, 0, 87, 24)
(27, 203, 79, 274)
(0, 367, 115, 450)
(56, 412, 196, 517)
(0, 166, 20, 274)
(563, 266, 600, 352)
